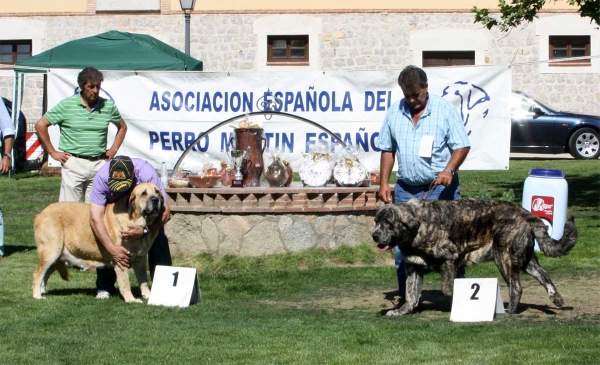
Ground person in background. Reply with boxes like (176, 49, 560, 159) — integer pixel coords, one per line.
(35, 66, 127, 202)
(376, 65, 471, 304)
(0, 98, 16, 260)
(89, 156, 172, 299)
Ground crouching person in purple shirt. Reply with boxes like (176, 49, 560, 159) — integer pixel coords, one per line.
(89, 156, 172, 299)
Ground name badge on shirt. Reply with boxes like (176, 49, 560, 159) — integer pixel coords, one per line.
(418, 135, 434, 158)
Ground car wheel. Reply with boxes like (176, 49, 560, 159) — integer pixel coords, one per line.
(568, 128, 600, 159)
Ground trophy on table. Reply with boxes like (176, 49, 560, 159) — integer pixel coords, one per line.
(230, 150, 246, 187)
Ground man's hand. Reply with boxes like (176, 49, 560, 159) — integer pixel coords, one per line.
(379, 184, 393, 204)
(107, 244, 131, 270)
(0, 156, 11, 174)
(161, 204, 171, 225)
(51, 151, 72, 164)
(434, 170, 454, 187)
(89, 203, 132, 270)
(2, 135, 14, 174)
(378, 151, 395, 204)
(121, 224, 144, 241)
(104, 149, 116, 160)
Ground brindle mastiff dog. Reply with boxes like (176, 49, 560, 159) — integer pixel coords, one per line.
(32, 182, 164, 303)
(372, 198, 577, 315)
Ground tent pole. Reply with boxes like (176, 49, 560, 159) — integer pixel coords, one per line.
(43, 74, 48, 114)
(11, 71, 24, 177)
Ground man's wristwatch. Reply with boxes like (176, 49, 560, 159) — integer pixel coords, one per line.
(142, 226, 149, 237)
(443, 168, 455, 176)
(3, 153, 11, 160)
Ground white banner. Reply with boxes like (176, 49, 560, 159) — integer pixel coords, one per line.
(46, 67, 511, 171)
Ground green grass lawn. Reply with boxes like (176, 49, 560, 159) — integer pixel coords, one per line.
(0, 159, 598, 364)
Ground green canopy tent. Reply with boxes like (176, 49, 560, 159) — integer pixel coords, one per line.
(11, 30, 202, 170)
(15, 30, 202, 72)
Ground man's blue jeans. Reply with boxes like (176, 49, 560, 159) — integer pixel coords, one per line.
(96, 227, 172, 293)
(393, 175, 465, 299)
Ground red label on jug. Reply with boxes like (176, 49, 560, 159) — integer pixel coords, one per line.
(530, 195, 554, 224)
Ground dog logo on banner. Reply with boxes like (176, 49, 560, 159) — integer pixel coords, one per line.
(442, 82, 491, 136)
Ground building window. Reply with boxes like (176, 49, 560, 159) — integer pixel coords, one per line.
(267, 35, 309, 65)
(549, 36, 590, 66)
(96, 0, 160, 12)
(422, 51, 475, 67)
(0, 40, 32, 65)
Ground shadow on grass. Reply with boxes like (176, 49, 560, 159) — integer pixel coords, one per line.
(46, 288, 97, 298)
(3, 172, 44, 180)
(46, 286, 145, 301)
(514, 302, 574, 315)
(567, 173, 600, 208)
(3, 245, 34, 256)
(379, 289, 454, 315)
(509, 157, 574, 161)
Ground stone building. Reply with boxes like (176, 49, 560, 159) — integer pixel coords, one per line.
(1, 1, 598, 255)
(1, 0, 599, 126)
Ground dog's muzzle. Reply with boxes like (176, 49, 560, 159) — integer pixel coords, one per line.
(372, 227, 391, 252)
(144, 196, 161, 215)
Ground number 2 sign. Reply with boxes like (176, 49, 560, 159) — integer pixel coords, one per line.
(148, 266, 201, 307)
(450, 278, 505, 322)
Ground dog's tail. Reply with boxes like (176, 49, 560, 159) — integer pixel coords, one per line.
(533, 216, 577, 258)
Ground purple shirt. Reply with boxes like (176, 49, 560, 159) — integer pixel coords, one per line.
(89, 158, 167, 206)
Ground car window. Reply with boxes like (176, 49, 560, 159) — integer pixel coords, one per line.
(511, 94, 535, 117)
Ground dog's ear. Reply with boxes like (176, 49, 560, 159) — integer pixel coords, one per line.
(397, 205, 420, 232)
(128, 192, 137, 219)
(381, 205, 403, 230)
(157, 186, 164, 207)
(157, 186, 165, 216)
(402, 212, 420, 231)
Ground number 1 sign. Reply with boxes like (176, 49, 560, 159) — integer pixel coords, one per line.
(148, 265, 201, 307)
(450, 278, 505, 322)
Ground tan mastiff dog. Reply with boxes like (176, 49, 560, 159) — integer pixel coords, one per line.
(32, 182, 164, 303)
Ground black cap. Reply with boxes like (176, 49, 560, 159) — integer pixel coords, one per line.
(108, 156, 134, 192)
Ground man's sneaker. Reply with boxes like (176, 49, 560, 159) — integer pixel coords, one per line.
(96, 290, 111, 299)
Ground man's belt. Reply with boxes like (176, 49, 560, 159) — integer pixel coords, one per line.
(69, 153, 104, 161)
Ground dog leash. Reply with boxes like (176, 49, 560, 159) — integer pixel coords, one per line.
(421, 181, 438, 201)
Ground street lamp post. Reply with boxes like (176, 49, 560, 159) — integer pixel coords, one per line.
(179, 0, 196, 56)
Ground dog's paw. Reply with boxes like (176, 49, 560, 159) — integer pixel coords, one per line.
(385, 305, 413, 317)
(125, 298, 144, 304)
(550, 293, 564, 308)
(385, 309, 404, 317)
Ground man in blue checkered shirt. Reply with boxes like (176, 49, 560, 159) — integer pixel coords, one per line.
(377, 65, 471, 304)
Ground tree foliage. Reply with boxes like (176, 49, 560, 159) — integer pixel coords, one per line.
(473, 0, 600, 32)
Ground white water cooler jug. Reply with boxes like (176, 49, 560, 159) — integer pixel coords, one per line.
(522, 169, 568, 251)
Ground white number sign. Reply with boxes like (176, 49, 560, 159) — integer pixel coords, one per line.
(148, 265, 201, 307)
(450, 278, 505, 322)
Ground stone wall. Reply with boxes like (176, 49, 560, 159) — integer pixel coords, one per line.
(164, 184, 383, 256)
(1, 12, 599, 123)
(165, 212, 376, 256)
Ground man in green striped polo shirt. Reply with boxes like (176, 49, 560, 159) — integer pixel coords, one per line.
(35, 66, 128, 202)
